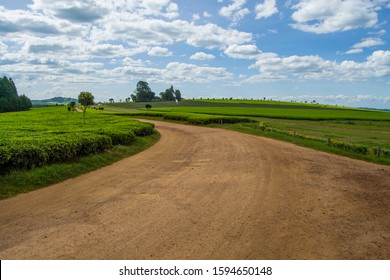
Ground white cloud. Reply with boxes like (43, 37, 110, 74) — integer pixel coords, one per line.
(290, 0, 378, 33)
(352, 37, 385, 49)
(346, 37, 385, 54)
(246, 50, 390, 83)
(29, 0, 179, 21)
(204, 12, 212, 18)
(219, 0, 250, 25)
(224, 44, 261, 59)
(28, 0, 110, 22)
(147, 46, 173, 57)
(345, 48, 363, 55)
(186, 23, 252, 49)
(368, 29, 386, 36)
(162, 62, 233, 83)
(192, 13, 200, 21)
(0, 6, 87, 35)
(190, 52, 216, 60)
(0, 41, 7, 54)
(255, 0, 278, 19)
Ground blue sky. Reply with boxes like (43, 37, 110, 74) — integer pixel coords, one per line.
(0, 0, 390, 108)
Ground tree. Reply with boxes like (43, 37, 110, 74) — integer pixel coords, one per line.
(133, 81, 155, 102)
(0, 76, 32, 113)
(78, 91, 94, 124)
(160, 85, 182, 102)
(109, 98, 114, 103)
(67, 101, 76, 112)
(174, 89, 182, 102)
(160, 86, 175, 101)
(145, 104, 152, 110)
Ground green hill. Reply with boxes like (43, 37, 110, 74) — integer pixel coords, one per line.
(32, 97, 78, 107)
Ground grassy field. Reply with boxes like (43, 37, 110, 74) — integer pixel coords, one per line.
(0, 107, 159, 198)
(106, 99, 390, 164)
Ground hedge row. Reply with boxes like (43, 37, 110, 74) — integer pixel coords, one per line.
(0, 122, 156, 172)
(0, 133, 112, 171)
(128, 112, 253, 125)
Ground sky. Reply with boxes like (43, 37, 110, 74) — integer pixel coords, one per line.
(0, 0, 390, 108)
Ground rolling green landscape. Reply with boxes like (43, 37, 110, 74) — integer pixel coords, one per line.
(105, 99, 390, 163)
(1, 98, 389, 199)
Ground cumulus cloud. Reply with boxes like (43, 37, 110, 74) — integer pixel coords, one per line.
(0, 41, 7, 54)
(147, 46, 173, 57)
(190, 52, 216, 60)
(28, 0, 110, 22)
(192, 13, 200, 21)
(290, 0, 378, 33)
(29, 0, 179, 21)
(0, 6, 86, 35)
(186, 23, 252, 49)
(255, 0, 278, 19)
(162, 62, 233, 83)
(219, 0, 250, 25)
(224, 44, 261, 59)
(246, 50, 390, 83)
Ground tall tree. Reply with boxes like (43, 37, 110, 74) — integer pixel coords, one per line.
(133, 81, 155, 102)
(78, 91, 94, 124)
(174, 89, 182, 102)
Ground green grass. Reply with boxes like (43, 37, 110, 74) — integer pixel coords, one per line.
(258, 119, 390, 149)
(0, 132, 160, 199)
(220, 123, 390, 165)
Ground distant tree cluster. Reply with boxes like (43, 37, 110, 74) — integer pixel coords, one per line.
(160, 85, 181, 102)
(130, 81, 182, 102)
(0, 76, 32, 113)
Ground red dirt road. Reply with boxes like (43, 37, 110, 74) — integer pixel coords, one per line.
(0, 120, 389, 259)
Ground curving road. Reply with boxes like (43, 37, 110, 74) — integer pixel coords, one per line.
(0, 120, 389, 259)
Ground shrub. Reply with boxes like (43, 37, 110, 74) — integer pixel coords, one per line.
(8, 143, 49, 170)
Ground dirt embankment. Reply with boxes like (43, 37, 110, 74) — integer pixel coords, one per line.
(0, 120, 389, 259)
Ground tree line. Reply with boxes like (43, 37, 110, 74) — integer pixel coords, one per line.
(0, 76, 32, 113)
(130, 81, 182, 102)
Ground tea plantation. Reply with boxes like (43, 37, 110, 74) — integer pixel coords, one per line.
(0, 106, 154, 172)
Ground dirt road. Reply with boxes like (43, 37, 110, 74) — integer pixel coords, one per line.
(0, 120, 389, 259)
